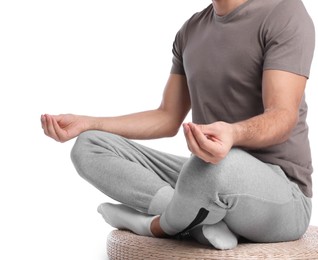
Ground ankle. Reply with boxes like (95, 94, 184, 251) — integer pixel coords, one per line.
(150, 216, 169, 238)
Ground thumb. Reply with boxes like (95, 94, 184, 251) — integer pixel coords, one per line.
(195, 123, 222, 142)
(194, 123, 213, 135)
(53, 114, 66, 121)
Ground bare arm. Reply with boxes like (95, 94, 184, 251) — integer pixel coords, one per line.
(41, 74, 191, 142)
(93, 74, 191, 139)
(183, 70, 306, 163)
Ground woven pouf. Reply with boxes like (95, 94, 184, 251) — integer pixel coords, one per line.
(107, 226, 318, 259)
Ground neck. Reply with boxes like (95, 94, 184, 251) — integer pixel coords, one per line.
(212, 0, 248, 16)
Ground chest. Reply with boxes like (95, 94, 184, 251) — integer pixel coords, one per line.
(183, 19, 264, 89)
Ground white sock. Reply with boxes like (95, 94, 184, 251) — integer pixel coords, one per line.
(190, 222, 238, 250)
(97, 203, 156, 237)
(201, 222, 238, 250)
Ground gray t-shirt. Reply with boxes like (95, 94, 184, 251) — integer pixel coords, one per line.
(171, 0, 315, 197)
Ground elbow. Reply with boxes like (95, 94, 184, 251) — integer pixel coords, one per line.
(163, 119, 184, 138)
(164, 125, 180, 137)
(279, 132, 292, 144)
(156, 108, 184, 138)
(279, 112, 299, 143)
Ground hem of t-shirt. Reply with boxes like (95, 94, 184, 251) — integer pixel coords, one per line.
(263, 63, 310, 79)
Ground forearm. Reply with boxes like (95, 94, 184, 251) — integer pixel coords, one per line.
(232, 108, 298, 149)
(84, 108, 181, 140)
(42, 74, 190, 142)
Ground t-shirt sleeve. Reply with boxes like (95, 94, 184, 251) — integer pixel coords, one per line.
(170, 22, 188, 75)
(262, 0, 315, 78)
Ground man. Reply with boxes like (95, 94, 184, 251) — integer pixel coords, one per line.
(41, 0, 315, 250)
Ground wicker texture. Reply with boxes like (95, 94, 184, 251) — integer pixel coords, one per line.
(107, 226, 318, 260)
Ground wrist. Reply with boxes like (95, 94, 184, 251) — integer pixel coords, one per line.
(80, 115, 100, 132)
(231, 122, 243, 147)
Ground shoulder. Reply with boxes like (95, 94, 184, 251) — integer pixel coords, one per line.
(189, 4, 214, 23)
(178, 4, 213, 35)
(264, 0, 313, 24)
(261, 0, 315, 78)
(259, 0, 314, 41)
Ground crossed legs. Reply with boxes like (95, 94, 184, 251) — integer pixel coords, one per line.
(158, 153, 311, 242)
(71, 130, 311, 249)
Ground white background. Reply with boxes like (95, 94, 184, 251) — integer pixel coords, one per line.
(0, 1, 317, 259)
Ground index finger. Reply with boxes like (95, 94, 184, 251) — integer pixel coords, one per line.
(188, 123, 219, 155)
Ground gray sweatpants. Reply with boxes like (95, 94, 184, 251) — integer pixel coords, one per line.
(71, 130, 311, 242)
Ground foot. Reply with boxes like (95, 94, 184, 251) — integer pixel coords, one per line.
(190, 222, 238, 250)
(97, 203, 155, 237)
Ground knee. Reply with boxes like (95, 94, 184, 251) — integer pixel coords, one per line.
(177, 149, 246, 195)
(70, 130, 102, 176)
(70, 131, 87, 174)
(70, 130, 122, 178)
(71, 131, 91, 162)
(176, 155, 216, 198)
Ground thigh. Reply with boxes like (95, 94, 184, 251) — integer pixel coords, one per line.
(161, 148, 311, 241)
(212, 149, 311, 242)
(73, 130, 187, 188)
(224, 181, 312, 242)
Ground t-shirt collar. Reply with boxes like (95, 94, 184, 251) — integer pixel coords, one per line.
(213, 0, 255, 23)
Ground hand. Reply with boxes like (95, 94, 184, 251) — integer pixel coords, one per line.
(183, 122, 235, 164)
(41, 114, 88, 143)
